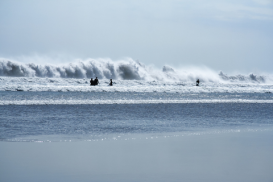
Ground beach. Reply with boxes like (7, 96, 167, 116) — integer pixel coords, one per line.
(1, 129, 273, 182)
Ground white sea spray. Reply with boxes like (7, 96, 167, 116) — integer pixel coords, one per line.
(0, 58, 273, 94)
(1, 58, 272, 83)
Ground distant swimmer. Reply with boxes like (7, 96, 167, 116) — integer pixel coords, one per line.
(109, 79, 113, 86)
(196, 79, 200, 86)
(90, 78, 94, 86)
(94, 77, 99, 85)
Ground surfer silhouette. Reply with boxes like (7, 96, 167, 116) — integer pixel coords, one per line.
(94, 77, 99, 85)
(109, 79, 113, 86)
(90, 78, 94, 86)
(196, 79, 200, 86)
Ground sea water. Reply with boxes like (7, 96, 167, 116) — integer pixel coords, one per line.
(0, 59, 273, 182)
(0, 92, 273, 142)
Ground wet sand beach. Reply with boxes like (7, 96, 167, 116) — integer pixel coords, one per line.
(1, 129, 273, 182)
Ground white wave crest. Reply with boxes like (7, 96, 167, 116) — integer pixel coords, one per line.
(0, 57, 272, 83)
(1, 99, 273, 105)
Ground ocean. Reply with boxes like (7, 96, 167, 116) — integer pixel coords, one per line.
(0, 59, 273, 182)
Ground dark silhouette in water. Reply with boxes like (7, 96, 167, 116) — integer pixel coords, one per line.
(109, 79, 113, 86)
(90, 77, 99, 86)
(94, 77, 99, 85)
(90, 78, 94, 86)
(196, 79, 200, 86)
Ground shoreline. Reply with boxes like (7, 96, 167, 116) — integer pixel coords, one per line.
(1, 129, 273, 182)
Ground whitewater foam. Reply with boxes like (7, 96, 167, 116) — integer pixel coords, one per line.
(0, 77, 272, 93)
(1, 58, 272, 83)
(1, 58, 273, 94)
(0, 99, 273, 105)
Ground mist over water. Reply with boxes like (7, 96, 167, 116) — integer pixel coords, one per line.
(0, 57, 272, 83)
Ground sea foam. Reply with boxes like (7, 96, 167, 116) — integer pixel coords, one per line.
(0, 58, 272, 83)
(0, 58, 273, 94)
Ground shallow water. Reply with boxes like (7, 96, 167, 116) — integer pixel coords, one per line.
(0, 91, 273, 105)
(1, 130, 273, 182)
(1, 102, 273, 142)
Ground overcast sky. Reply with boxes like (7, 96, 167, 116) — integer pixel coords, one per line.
(0, 0, 272, 72)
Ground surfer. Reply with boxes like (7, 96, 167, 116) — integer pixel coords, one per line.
(196, 79, 200, 86)
(109, 79, 113, 86)
(90, 78, 94, 86)
(94, 77, 99, 85)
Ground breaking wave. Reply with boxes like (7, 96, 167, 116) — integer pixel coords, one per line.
(0, 58, 272, 83)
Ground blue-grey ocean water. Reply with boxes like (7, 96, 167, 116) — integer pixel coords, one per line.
(1, 91, 273, 142)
